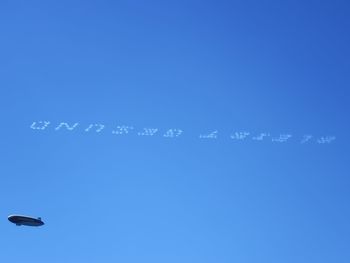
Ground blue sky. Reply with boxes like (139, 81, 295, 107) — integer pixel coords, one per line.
(1, 0, 349, 262)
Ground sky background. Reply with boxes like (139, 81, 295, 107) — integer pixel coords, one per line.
(1, 0, 350, 262)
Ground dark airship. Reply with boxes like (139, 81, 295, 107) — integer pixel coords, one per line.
(8, 215, 44, 227)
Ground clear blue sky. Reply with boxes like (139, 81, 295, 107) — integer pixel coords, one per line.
(1, 1, 349, 262)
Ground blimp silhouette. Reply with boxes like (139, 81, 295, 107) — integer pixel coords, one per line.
(8, 215, 44, 227)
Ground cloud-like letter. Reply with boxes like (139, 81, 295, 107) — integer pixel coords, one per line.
(55, 122, 79, 131)
(30, 121, 50, 130)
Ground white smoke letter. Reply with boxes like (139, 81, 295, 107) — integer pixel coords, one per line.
(30, 121, 51, 130)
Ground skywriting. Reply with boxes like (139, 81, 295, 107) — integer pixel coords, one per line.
(30, 121, 336, 145)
